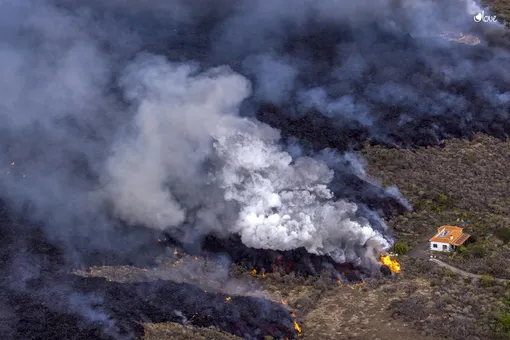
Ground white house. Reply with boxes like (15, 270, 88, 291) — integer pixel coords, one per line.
(429, 225, 470, 252)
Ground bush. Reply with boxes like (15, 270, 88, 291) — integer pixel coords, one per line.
(438, 193, 449, 205)
(481, 274, 495, 287)
(495, 312, 510, 337)
(495, 228, 510, 244)
(392, 242, 409, 255)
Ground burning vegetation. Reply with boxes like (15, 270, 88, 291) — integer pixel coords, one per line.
(380, 254, 401, 274)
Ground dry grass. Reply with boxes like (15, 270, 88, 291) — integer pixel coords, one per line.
(363, 134, 510, 217)
(363, 134, 510, 279)
(486, 0, 510, 22)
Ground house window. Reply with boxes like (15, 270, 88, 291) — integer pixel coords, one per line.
(432, 244, 438, 248)
(438, 230, 449, 237)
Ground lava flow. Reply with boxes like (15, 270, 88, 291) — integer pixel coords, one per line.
(380, 254, 401, 274)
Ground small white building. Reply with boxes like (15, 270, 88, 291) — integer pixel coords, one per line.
(429, 225, 470, 252)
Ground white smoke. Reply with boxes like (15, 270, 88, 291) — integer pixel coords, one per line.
(213, 127, 390, 263)
(103, 54, 391, 264)
(465, 0, 483, 15)
(104, 54, 250, 230)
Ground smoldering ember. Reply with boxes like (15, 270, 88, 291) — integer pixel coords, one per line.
(1, 0, 510, 339)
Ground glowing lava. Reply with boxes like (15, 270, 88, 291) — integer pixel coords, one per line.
(292, 313, 302, 334)
(380, 254, 401, 274)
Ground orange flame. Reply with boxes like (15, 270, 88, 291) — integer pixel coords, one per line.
(173, 248, 178, 255)
(250, 269, 257, 276)
(291, 312, 302, 334)
(225, 297, 231, 302)
(380, 254, 400, 273)
(189, 312, 199, 323)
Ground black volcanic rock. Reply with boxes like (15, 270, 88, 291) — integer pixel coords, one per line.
(7, 274, 297, 340)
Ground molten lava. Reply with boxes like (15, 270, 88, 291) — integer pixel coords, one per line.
(380, 254, 400, 273)
(291, 313, 302, 334)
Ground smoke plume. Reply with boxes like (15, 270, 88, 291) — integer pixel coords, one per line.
(2, 0, 510, 336)
(103, 53, 393, 266)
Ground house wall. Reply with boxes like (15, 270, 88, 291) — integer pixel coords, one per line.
(430, 241, 453, 252)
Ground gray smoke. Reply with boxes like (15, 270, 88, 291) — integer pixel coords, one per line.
(102, 54, 393, 266)
(12, 0, 501, 337)
(9, 0, 503, 283)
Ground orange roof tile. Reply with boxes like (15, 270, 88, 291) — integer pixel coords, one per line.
(429, 225, 470, 246)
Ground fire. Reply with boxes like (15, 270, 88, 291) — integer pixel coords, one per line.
(380, 254, 400, 273)
(250, 269, 257, 276)
(225, 297, 231, 302)
(173, 248, 178, 255)
(291, 312, 302, 334)
(294, 320, 301, 333)
(189, 312, 199, 323)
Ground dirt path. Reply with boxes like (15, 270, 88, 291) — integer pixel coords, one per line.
(429, 258, 510, 283)
(408, 237, 510, 282)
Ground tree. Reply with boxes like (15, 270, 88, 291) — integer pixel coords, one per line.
(392, 242, 409, 256)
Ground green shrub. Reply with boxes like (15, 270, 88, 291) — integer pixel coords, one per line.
(412, 198, 428, 211)
(495, 312, 510, 337)
(392, 242, 409, 256)
(481, 274, 495, 287)
(495, 228, 510, 244)
(438, 193, 449, 205)
(458, 245, 468, 254)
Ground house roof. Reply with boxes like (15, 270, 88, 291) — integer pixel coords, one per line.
(438, 32, 481, 45)
(429, 225, 471, 246)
